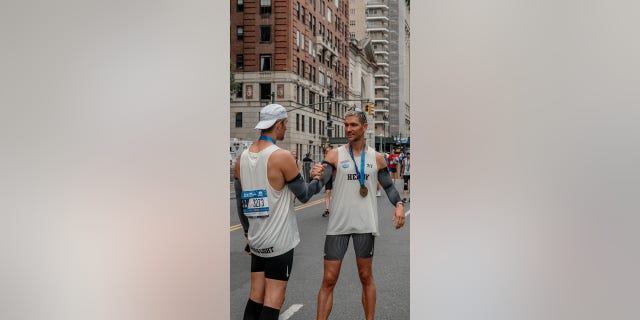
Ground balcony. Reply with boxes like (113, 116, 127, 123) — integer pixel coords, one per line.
(367, 26, 389, 33)
(315, 35, 337, 58)
(366, 2, 389, 10)
(366, 16, 389, 21)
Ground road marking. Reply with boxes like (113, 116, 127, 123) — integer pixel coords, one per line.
(230, 198, 325, 231)
(279, 304, 303, 320)
(293, 198, 325, 210)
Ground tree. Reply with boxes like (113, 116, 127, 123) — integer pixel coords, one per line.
(230, 63, 241, 95)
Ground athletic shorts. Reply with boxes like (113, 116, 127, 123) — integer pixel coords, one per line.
(250, 248, 294, 281)
(388, 167, 397, 173)
(324, 233, 375, 261)
(403, 175, 410, 183)
(325, 177, 333, 190)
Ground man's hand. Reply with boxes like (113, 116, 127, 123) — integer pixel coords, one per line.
(392, 204, 406, 229)
(310, 163, 325, 180)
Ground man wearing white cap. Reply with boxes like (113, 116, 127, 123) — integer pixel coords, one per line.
(233, 104, 326, 320)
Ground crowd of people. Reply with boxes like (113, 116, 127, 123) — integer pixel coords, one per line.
(233, 103, 409, 320)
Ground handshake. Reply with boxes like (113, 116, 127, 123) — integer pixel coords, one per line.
(310, 163, 327, 180)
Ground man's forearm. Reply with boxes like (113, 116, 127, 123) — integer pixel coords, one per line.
(233, 178, 249, 235)
(378, 168, 402, 206)
(287, 173, 324, 203)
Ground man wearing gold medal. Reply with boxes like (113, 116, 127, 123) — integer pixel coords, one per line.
(315, 109, 406, 320)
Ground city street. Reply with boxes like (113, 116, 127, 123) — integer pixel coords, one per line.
(230, 180, 410, 319)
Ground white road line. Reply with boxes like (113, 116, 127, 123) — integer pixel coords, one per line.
(279, 304, 303, 320)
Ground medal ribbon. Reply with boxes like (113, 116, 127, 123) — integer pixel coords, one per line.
(349, 144, 366, 188)
(259, 135, 276, 144)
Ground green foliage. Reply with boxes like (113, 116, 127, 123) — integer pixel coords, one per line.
(230, 63, 241, 94)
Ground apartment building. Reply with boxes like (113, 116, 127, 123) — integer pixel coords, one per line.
(230, 0, 351, 161)
(349, 0, 410, 143)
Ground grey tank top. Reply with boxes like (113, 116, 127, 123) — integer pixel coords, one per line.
(240, 144, 300, 257)
(327, 145, 380, 236)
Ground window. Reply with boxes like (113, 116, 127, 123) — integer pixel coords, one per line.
(296, 30, 300, 48)
(301, 115, 305, 131)
(350, 32, 355, 39)
(350, 20, 355, 26)
(260, 0, 272, 15)
(301, 33, 305, 50)
(301, 7, 306, 23)
(260, 54, 271, 71)
(313, 118, 317, 134)
(236, 83, 243, 98)
(296, 2, 300, 19)
(260, 83, 272, 100)
(297, 58, 300, 75)
(327, 8, 332, 22)
(236, 54, 243, 69)
(237, 0, 244, 12)
(236, 26, 244, 40)
(296, 114, 300, 131)
(350, 8, 355, 14)
(309, 117, 312, 133)
(235, 112, 243, 127)
(319, 72, 324, 85)
(308, 39, 313, 54)
(260, 25, 271, 42)
(335, 0, 339, 8)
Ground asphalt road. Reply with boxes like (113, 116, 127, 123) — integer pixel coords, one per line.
(230, 180, 410, 319)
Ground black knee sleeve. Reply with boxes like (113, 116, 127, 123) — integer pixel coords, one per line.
(243, 299, 263, 320)
(403, 182, 408, 190)
(258, 306, 280, 320)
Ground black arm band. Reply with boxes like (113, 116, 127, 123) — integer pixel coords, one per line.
(378, 168, 402, 206)
(287, 173, 324, 203)
(320, 161, 335, 185)
(233, 178, 249, 236)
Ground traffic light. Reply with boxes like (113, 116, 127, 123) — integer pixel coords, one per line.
(364, 103, 374, 115)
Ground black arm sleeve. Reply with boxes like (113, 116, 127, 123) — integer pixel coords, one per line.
(286, 173, 324, 203)
(233, 178, 249, 237)
(320, 161, 335, 185)
(378, 168, 402, 206)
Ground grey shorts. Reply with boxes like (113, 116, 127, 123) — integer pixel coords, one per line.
(324, 233, 375, 261)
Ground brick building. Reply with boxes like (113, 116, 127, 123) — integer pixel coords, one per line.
(230, 0, 352, 162)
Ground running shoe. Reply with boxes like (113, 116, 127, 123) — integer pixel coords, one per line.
(322, 209, 330, 217)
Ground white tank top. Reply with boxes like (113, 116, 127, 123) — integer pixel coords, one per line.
(240, 145, 300, 257)
(327, 145, 380, 236)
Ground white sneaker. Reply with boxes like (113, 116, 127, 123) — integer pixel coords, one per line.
(376, 190, 381, 197)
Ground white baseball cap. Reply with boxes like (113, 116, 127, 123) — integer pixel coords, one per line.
(255, 104, 288, 129)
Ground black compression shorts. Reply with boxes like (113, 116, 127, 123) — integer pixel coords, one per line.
(250, 248, 294, 281)
(325, 176, 333, 190)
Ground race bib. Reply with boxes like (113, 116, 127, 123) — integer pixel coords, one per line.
(240, 189, 270, 218)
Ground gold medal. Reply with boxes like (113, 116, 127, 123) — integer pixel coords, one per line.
(359, 185, 368, 197)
